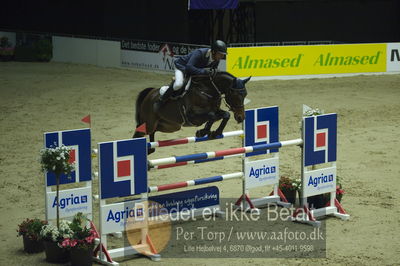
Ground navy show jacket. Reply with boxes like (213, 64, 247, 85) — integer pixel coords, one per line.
(174, 48, 219, 76)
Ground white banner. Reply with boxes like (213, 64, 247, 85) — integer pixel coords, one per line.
(303, 166, 336, 197)
(100, 200, 145, 234)
(121, 49, 175, 72)
(46, 186, 92, 219)
(387, 43, 400, 72)
(244, 157, 279, 189)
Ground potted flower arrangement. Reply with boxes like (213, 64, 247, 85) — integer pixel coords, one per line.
(17, 218, 47, 253)
(60, 212, 98, 266)
(279, 175, 301, 204)
(39, 144, 74, 262)
(40, 220, 73, 263)
(40, 144, 74, 229)
(322, 175, 345, 205)
(0, 36, 14, 61)
(303, 106, 324, 117)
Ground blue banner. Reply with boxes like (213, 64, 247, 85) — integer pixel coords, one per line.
(303, 114, 337, 166)
(244, 106, 279, 157)
(149, 186, 219, 215)
(99, 138, 148, 199)
(44, 129, 91, 186)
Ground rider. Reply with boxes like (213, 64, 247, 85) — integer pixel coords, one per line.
(154, 40, 227, 111)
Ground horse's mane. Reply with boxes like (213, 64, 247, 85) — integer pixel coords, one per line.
(191, 71, 236, 81)
(217, 71, 237, 80)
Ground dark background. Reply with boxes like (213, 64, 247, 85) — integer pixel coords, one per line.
(1, 0, 399, 45)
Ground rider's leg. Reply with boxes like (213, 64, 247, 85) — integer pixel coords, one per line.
(154, 69, 184, 111)
(173, 69, 184, 90)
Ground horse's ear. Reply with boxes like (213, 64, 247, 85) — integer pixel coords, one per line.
(243, 76, 251, 84)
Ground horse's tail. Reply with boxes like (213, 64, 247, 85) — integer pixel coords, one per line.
(135, 87, 154, 127)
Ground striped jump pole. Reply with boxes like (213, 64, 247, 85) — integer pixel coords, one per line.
(147, 130, 243, 149)
(148, 138, 303, 168)
(150, 153, 243, 170)
(148, 172, 243, 193)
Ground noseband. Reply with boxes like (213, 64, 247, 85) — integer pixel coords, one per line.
(209, 76, 246, 112)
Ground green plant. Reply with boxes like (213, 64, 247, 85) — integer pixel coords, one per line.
(17, 218, 47, 241)
(33, 39, 52, 61)
(0, 37, 10, 48)
(303, 106, 324, 117)
(59, 213, 98, 250)
(279, 175, 301, 191)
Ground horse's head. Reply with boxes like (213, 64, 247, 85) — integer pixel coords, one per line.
(223, 75, 250, 123)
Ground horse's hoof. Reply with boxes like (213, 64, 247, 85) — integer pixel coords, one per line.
(196, 130, 209, 138)
(209, 131, 222, 139)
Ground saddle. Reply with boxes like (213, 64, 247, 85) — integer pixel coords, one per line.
(159, 77, 192, 99)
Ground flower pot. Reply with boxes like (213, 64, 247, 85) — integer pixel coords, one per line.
(43, 240, 69, 263)
(70, 246, 93, 266)
(336, 193, 343, 203)
(281, 189, 297, 205)
(23, 236, 44, 253)
(307, 194, 326, 209)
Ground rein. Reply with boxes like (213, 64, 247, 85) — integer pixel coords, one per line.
(208, 75, 244, 112)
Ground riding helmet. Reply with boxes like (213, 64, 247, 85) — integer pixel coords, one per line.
(211, 40, 227, 55)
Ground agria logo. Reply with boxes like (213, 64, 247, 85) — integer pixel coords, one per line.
(248, 165, 276, 178)
(44, 129, 91, 185)
(244, 106, 279, 157)
(99, 138, 148, 199)
(52, 194, 88, 209)
(303, 114, 337, 166)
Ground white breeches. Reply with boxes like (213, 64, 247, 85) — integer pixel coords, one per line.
(173, 69, 184, 91)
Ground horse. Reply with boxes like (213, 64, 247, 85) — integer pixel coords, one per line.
(133, 71, 250, 154)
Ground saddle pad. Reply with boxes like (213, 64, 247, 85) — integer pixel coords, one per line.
(159, 77, 192, 96)
(159, 85, 169, 96)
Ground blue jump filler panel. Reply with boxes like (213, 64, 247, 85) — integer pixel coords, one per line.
(149, 186, 220, 216)
(244, 106, 279, 157)
(44, 129, 91, 186)
(99, 138, 148, 199)
(303, 114, 337, 167)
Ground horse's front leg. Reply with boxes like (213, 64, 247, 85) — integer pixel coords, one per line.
(209, 110, 230, 139)
(147, 132, 156, 154)
(196, 119, 214, 138)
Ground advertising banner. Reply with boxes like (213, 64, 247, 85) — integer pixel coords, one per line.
(386, 43, 400, 72)
(46, 186, 92, 219)
(227, 43, 386, 77)
(44, 128, 91, 186)
(303, 114, 337, 167)
(100, 186, 220, 234)
(244, 106, 279, 157)
(303, 166, 336, 197)
(98, 138, 148, 199)
(121, 40, 205, 72)
(100, 200, 145, 234)
(244, 157, 279, 189)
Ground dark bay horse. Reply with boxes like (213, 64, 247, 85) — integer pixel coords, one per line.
(133, 71, 250, 154)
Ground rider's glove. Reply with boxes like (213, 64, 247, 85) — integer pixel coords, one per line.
(207, 68, 217, 77)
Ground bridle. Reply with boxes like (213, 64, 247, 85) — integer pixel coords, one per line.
(209, 75, 246, 112)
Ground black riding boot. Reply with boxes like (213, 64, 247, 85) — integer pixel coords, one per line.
(153, 84, 174, 112)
